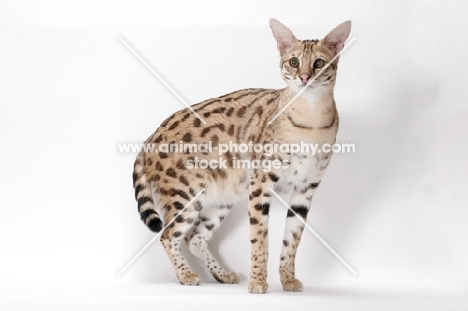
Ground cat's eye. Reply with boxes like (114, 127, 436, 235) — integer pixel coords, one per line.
(289, 57, 300, 68)
(314, 59, 325, 68)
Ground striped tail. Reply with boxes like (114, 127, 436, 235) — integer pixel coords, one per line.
(133, 151, 163, 232)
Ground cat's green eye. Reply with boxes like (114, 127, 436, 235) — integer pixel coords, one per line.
(314, 59, 325, 68)
(289, 57, 299, 68)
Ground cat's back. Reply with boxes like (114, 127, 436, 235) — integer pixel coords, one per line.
(146, 87, 282, 145)
(139, 87, 284, 208)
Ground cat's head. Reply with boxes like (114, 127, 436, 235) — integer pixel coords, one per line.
(270, 19, 351, 92)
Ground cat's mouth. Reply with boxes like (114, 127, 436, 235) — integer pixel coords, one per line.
(300, 81, 320, 88)
(299, 78, 330, 88)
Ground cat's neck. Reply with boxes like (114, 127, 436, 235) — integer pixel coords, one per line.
(278, 85, 336, 129)
(282, 84, 335, 111)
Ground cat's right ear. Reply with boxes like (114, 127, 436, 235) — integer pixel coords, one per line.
(322, 21, 352, 55)
(270, 19, 298, 57)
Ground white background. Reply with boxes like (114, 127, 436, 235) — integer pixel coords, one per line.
(1, 0, 467, 309)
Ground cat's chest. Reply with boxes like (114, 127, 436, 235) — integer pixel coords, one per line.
(272, 152, 318, 193)
(279, 127, 337, 147)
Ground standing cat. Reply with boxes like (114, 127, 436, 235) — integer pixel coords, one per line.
(133, 19, 351, 294)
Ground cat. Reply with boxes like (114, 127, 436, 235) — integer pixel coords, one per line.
(133, 19, 351, 294)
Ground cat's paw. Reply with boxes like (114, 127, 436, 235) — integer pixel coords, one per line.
(282, 278, 303, 292)
(248, 280, 268, 294)
(178, 272, 201, 286)
(213, 271, 240, 284)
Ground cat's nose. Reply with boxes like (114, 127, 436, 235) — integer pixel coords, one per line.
(300, 73, 310, 84)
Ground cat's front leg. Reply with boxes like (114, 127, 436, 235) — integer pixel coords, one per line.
(279, 153, 332, 291)
(247, 169, 273, 294)
(278, 188, 316, 291)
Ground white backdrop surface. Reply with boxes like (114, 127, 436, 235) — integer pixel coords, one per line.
(1, 0, 467, 309)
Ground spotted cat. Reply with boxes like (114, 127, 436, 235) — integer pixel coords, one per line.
(133, 19, 351, 294)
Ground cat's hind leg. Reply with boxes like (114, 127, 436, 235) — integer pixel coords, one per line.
(160, 200, 201, 286)
(185, 204, 240, 284)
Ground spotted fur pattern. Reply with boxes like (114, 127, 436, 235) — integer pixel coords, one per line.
(132, 19, 351, 293)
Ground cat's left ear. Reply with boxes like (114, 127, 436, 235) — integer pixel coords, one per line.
(270, 19, 298, 57)
(322, 21, 351, 55)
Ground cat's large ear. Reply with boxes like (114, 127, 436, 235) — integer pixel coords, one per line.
(322, 21, 351, 55)
(270, 19, 298, 57)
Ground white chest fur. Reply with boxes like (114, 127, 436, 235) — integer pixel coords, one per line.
(272, 152, 318, 194)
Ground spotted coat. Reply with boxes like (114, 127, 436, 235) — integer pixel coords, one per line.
(132, 19, 351, 293)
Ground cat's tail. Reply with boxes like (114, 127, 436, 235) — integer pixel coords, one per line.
(133, 151, 163, 233)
